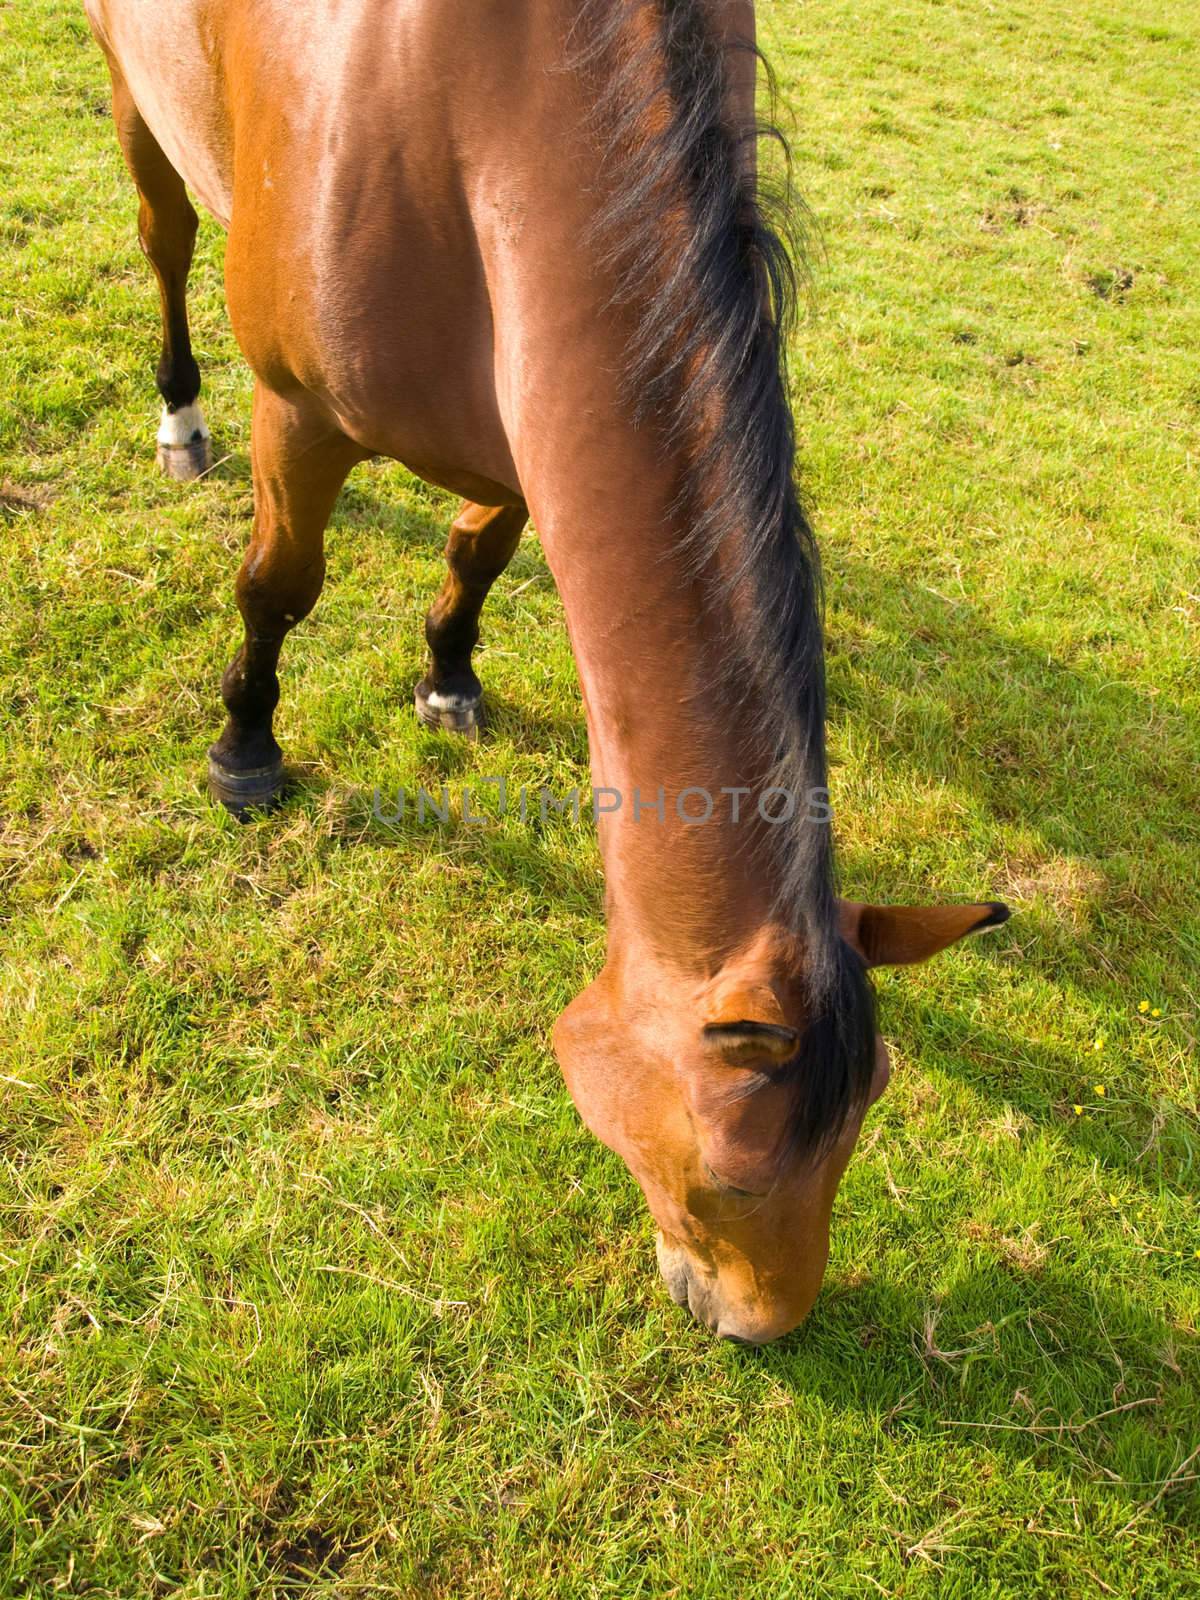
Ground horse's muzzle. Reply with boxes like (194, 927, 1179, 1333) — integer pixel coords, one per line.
(655, 1232, 789, 1346)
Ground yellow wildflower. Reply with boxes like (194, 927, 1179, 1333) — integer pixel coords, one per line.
(1138, 1000, 1150, 1014)
(1094, 1084, 1106, 1097)
(1072, 1104, 1084, 1116)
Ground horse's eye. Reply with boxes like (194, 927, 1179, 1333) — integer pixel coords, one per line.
(703, 1160, 764, 1199)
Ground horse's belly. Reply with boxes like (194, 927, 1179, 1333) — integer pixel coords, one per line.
(316, 338, 525, 507)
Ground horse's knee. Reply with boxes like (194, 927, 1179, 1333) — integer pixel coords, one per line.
(236, 551, 326, 636)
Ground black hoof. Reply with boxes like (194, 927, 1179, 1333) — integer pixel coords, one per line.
(207, 748, 286, 818)
(414, 679, 482, 739)
(157, 435, 213, 481)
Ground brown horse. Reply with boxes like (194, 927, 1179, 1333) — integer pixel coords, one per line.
(84, 0, 1008, 1343)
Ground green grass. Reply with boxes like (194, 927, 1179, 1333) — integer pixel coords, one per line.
(1, 0, 1198, 1594)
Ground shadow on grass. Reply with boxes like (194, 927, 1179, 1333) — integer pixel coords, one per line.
(311, 778, 603, 911)
(890, 986, 1198, 1193)
(827, 552, 1198, 871)
(335, 478, 455, 555)
(763, 1259, 1200, 1531)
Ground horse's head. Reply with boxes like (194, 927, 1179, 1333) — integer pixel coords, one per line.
(554, 898, 1008, 1343)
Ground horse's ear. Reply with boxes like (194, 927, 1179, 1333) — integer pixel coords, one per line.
(837, 900, 1009, 968)
(701, 978, 798, 1065)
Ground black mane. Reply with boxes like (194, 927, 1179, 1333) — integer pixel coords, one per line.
(574, 0, 876, 1156)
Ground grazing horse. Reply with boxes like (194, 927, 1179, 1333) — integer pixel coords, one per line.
(85, 0, 1008, 1342)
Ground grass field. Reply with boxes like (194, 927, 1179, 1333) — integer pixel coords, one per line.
(2, 0, 1198, 1594)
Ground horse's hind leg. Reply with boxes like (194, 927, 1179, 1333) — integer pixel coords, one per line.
(106, 68, 209, 479)
(415, 501, 526, 735)
(209, 382, 365, 815)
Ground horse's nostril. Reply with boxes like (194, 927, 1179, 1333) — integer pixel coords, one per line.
(655, 1235, 692, 1307)
(686, 1282, 723, 1335)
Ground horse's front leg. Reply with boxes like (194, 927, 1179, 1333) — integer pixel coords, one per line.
(208, 382, 365, 815)
(415, 501, 526, 735)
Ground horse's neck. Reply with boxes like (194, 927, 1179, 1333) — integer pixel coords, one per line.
(536, 478, 792, 969)
(476, 0, 803, 974)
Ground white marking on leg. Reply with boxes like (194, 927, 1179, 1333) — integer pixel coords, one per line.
(422, 688, 480, 711)
(157, 402, 211, 448)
